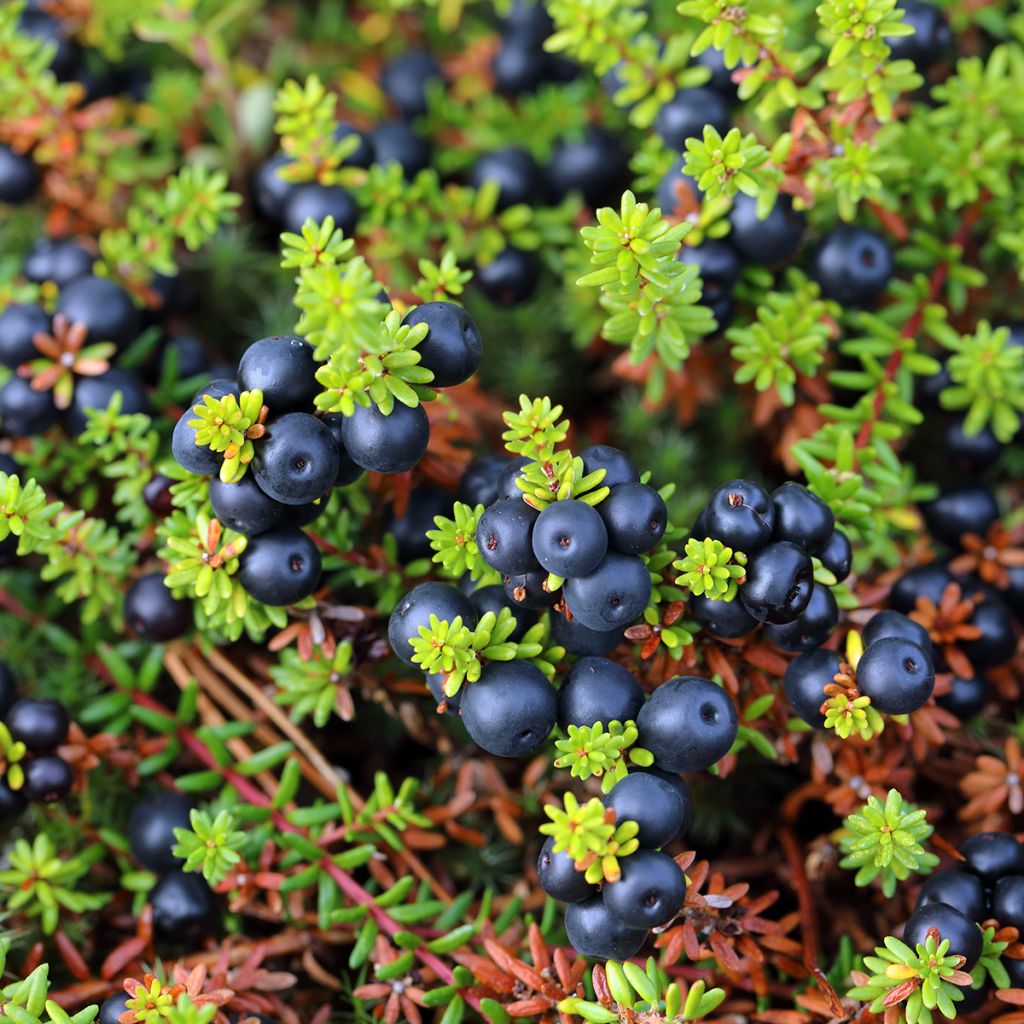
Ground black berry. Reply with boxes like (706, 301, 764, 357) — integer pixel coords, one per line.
(237, 527, 322, 606)
(557, 656, 644, 730)
(0, 144, 38, 204)
(916, 869, 987, 926)
(992, 875, 1024, 931)
(468, 147, 542, 210)
(728, 192, 804, 267)
(124, 573, 192, 643)
(388, 583, 477, 667)
(537, 836, 597, 903)
(783, 648, 841, 727)
(771, 481, 835, 554)
(150, 871, 218, 944)
(549, 611, 623, 656)
(0, 303, 49, 369)
(460, 661, 557, 757)
(401, 301, 482, 387)
(340, 401, 430, 474)
(0, 375, 59, 436)
(532, 499, 608, 578)
(960, 832, 1024, 884)
(598, 483, 668, 555)
(381, 50, 443, 119)
(604, 772, 691, 849)
(6, 698, 70, 753)
(862, 610, 933, 657)
(689, 591, 758, 639)
(475, 247, 541, 306)
(253, 413, 340, 506)
(210, 474, 286, 536)
(280, 183, 359, 237)
(603, 849, 686, 929)
(549, 129, 631, 209)
(701, 479, 774, 552)
(579, 445, 639, 489)
(655, 88, 731, 152)
(237, 336, 318, 414)
(563, 551, 651, 632)
(808, 225, 892, 307)
(740, 541, 813, 624)
(55, 275, 140, 350)
(817, 528, 852, 582)
(370, 121, 432, 180)
(129, 791, 192, 873)
(903, 902, 982, 970)
(921, 485, 999, 548)
(763, 582, 838, 652)
(22, 237, 93, 287)
(855, 637, 934, 715)
(477, 498, 540, 575)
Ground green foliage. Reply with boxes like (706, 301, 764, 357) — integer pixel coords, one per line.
(553, 721, 654, 793)
(0, 939, 99, 1024)
(0, 721, 27, 792)
(848, 932, 972, 1024)
(271, 641, 356, 727)
(0, 472, 65, 555)
(540, 792, 640, 885)
(172, 808, 246, 886)
(426, 501, 488, 580)
(187, 389, 266, 483)
(674, 537, 747, 601)
(838, 789, 939, 897)
(682, 126, 784, 210)
(515, 452, 610, 512)
(823, 690, 885, 740)
(501, 395, 570, 462)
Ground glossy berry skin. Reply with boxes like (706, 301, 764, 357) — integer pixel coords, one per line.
(172, 410, 221, 475)
(129, 791, 193, 872)
(549, 129, 631, 209)
(564, 552, 651, 633)
(532, 500, 608, 578)
(638, 676, 738, 774)
(401, 302, 483, 387)
(889, 563, 955, 614)
(477, 498, 540, 575)
(537, 836, 597, 903)
(604, 772, 692, 849)
(496, 456, 532, 500)
(783, 648, 841, 727)
(124, 573, 192, 643)
(771, 482, 835, 554)
(460, 661, 557, 757)
(0, 779, 27, 824)
(862, 610, 933, 657)
(579, 445, 639, 489)
(238, 336, 318, 414)
(7, 698, 69, 752)
(702, 479, 774, 552)
(210, 475, 285, 536)
(936, 674, 986, 719)
(855, 637, 934, 715)
(689, 591, 758, 639)
(384, 485, 452, 561)
(887, 0, 952, 69)
(557, 656, 644, 731)
(388, 583, 477, 667)
(962, 596, 1016, 668)
(22, 755, 73, 803)
(158, 334, 210, 383)
(381, 50, 443, 118)
(0, 302, 49, 368)
(809, 226, 893, 307)
(0, 375, 59, 436)
(0, 144, 38, 204)
(426, 671, 461, 714)
(98, 994, 131, 1024)
(319, 414, 364, 488)
(22, 237, 94, 287)
(280, 183, 359, 238)
(728, 193, 805, 267)
(502, 569, 559, 610)
(992, 876, 1024, 931)
(603, 849, 686, 930)
(469, 585, 533, 643)
(237, 527, 322, 606)
(476, 247, 541, 306)
(549, 611, 622, 656)
(961, 833, 1024, 884)
(763, 583, 838, 652)
(341, 401, 430, 474)
(916, 869, 987, 926)
(150, 871, 218, 944)
(678, 240, 742, 327)
(565, 896, 646, 960)
(55, 275, 139, 350)
(252, 152, 297, 222)
(468, 147, 541, 211)
(598, 483, 668, 556)
(740, 542, 813, 625)
(0, 662, 15, 719)
(945, 418, 1002, 473)
(1008, 957, 1024, 990)
(921, 485, 999, 548)
(817, 528, 852, 582)
(903, 903, 982, 971)
(253, 413, 340, 506)
(458, 457, 507, 508)
(370, 121, 432, 180)
(655, 88, 731, 152)
(65, 368, 150, 435)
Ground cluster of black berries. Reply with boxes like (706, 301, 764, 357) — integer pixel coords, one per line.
(907, 832, 1024, 1012)
(474, 445, 665, 654)
(0, 660, 74, 816)
(540, 668, 738, 960)
(171, 304, 481, 607)
(784, 610, 936, 726)
(689, 479, 848, 650)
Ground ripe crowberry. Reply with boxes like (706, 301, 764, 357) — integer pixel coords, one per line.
(6, 698, 70, 752)
(475, 247, 541, 306)
(916, 869, 987, 925)
(921, 485, 999, 548)
(150, 871, 218, 944)
(603, 849, 686, 930)
(55, 275, 140, 350)
(960, 832, 1024, 884)
(537, 836, 597, 903)
(598, 483, 668, 555)
(237, 527, 322, 606)
(728, 193, 804, 267)
(604, 772, 691, 850)
(783, 648, 841, 728)
(460, 661, 557, 757)
(388, 583, 478, 667)
(579, 445, 639, 489)
(655, 88, 731, 152)
(903, 902, 982, 970)
(129, 791, 193, 872)
(340, 401, 431, 474)
(549, 129, 631, 209)
(124, 573, 192, 643)
(280, 183, 359, 238)
(253, 413, 341, 505)
(370, 121, 433, 179)
(532, 499, 608, 578)
(0, 302, 49, 369)
(689, 591, 758, 639)
(401, 301, 483, 387)
(477, 498, 540, 575)
(0, 144, 38, 204)
(862, 610, 932, 656)
(564, 895, 646, 961)
(739, 541, 813, 624)
(557, 656, 644, 730)
(855, 637, 934, 715)
(701, 479, 774, 552)
(381, 50, 443, 119)
(563, 551, 651, 632)
(763, 582, 838, 652)
(22, 237, 94, 287)
(549, 611, 623, 656)
(770, 481, 834, 553)
(237, 336, 318, 414)
(23, 755, 73, 803)
(468, 147, 542, 211)
(808, 225, 892, 307)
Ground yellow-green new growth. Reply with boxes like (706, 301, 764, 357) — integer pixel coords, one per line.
(540, 792, 640, 884)
(674, 537, 748, 601)
(187, 389, 267, 483)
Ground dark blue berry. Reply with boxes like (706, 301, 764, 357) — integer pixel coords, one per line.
(468, 147, 542, 211)
(150, 871, 218, 944)
(460, 661, 557, 757)
(922, 485, 999, 548)
(655, 88, 731, 152)
(370, 121, 432, 179)
(496, 456, 532, 500)
(564, 895, 646, 960)
(855, 637, 934, 715)
(0, 303, 49, 368)
(548, 129, 631, 209)
(155, 334, 210, 384)
(945, 418, 1002, 473)
(961, 832, 1024, 884)
(533, 499, 608, 578)
(381, 50, 443, 119)
(280, 183, 359, 237)
(678, 240, 742, 327)
(537, 836, 597, 903)
(238, 336, 318, 414)
(689, 591, 758, 639)
(549, 611, 623, 656)
(17, 9, 80, 79)
(334, 122, 375, 168)
(22, 755, 73, 803)
(563, 551, 651, 632)
(809, 226, 892, 307)
(477, 498, 540, 575)
(603, 849, 686, 929)
(992, 876, 1024, 931)
(319, 414, 364, 487)
(604, 772, 691, 849)
(728, 193, 804, 267)
(740, 541, 813, 624)
(458, 457, 507, 507)
(0, 662, 15, 719)
(55, 275, 140, 350)
(469, 584, 534, 642)
(237, 527, 322, 606)
(388, 583, 477, 667)
(22, 237, 93, 287)
(124, 573, 192, 643)
(65, 368, 149, 435)
(253, 413, 341, 506)
(98, 994, 131, 1024)
(172, 410, 221, 476)
(656, 165, 702, 219)
(502, 568, 559, 609)
(862, 610, 932, 657)
(962, 595, 1016, 668)
(0, 144, 38, 204)
(818, 528, 852, 582)
(889, 563, 955, 613)
(916, 869, 986, 925)
(210, 474, 285, 536)
(579, 445, 639, 489)
(0, 375, 59, 436)
(129, 791, 192, 872)
(598, 483, 668, 555)
(6, 698, 70, 752)
(763, 582, 838, 652)
(476, 247, 541, 306)
(493, 34, 550, 95)
(401, 301, 482, 387)
(505, 0, 554, 42)
(252, 152, 297, 222)
(0, 778, 26, 824)
(783, 648, 841, 727)
(903, 903, 982, 970)
(887, 0, 952, 69)
(701, 479, 774, 552)
(558, 656, 644, 730)
(637, 676, 738, 773)
(771, 482, 835, 554)
(936, 674, 986, 720)
(384, 485, 452, 561)
(341, 401, 430, 474)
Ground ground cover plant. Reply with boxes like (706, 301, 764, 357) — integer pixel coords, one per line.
(2, 0, 1024, 1022)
